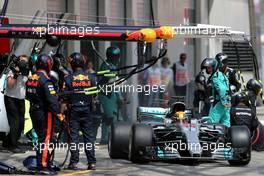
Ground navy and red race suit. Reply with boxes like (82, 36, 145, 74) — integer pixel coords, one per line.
(64, 69, 96, 165)
(26, 71, 60, 170)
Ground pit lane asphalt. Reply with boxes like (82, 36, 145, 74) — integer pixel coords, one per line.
(1, 107, 264, 176)
(1, 145, 264, 176)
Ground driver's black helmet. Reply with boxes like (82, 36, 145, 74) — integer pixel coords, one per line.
(171, 102, 186, 112)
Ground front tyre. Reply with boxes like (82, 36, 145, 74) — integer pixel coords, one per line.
(129, 124, 153, 163)
(228, 126, 251, 166)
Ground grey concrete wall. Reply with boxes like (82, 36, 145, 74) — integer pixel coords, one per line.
(208, 0, 253, 81)
(208, 0, 250, 56)
(195, 0, 250, 73)
(125, 0, 138, 121)
(209, 0, 250, 33)
(6, 0, 47, 24)
(156, 0, 196, 80)
(97, 0, 111, 66)
(0, 0, 4, 10)
(195, 0, 209, 73)
(67, 0, 81, 54)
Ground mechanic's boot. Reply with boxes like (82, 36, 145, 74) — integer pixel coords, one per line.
(49, 165, 61, 172)
(87, 163, 96, 170)
(67, 163, 78, 170)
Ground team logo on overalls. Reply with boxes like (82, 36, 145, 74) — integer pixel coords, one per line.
(31, 74, 40, 81)
(26, 74, 39, 87)
(48, 85, 56, 95)
(73, 74, 89, 81)
(72, 74, 91, 87)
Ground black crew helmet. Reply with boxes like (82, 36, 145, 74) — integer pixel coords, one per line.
(106, 46, 120, 60)
(51, 53, 64, 72)
(215, 53, 228, 72)
(232, 91, 248, 106)
(246, 79, 262, 95)
(195, 73, 206, 86)
(200, 58, 218, 74)
(69, 52, 86, 70)
(215, 53, 228, 65)
(36, 54, 53, 74)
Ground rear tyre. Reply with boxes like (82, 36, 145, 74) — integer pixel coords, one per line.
(108, 122, 132, 159)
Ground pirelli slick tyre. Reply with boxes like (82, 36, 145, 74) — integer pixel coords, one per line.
(108, 122, 132, 159)
(228, 126, 251, 166)
(129, 124, 153, 163)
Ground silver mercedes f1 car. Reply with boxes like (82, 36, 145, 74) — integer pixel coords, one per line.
(108, 102, 251, 166)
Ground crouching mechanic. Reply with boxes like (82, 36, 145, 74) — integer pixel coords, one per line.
(246, 79, 262, 114)
(63, 52, 96, 170)
(231, 92, 258, 135)
(26, 54, 64, 173)
(201, 58, 231, 127)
